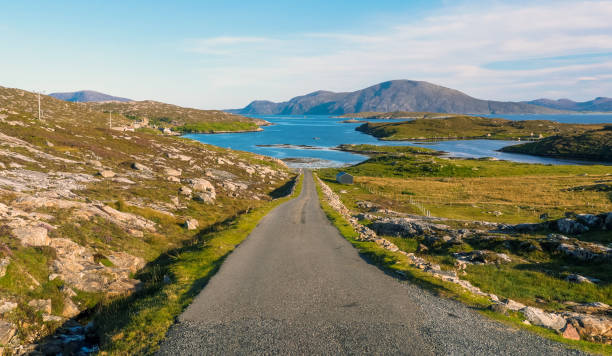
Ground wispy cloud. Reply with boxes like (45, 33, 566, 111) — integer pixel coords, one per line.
(184, 36, 274, 55)
(184, 1, 612, 107)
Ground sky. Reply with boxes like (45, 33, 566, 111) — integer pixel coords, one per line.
(0, 0, 611, 109)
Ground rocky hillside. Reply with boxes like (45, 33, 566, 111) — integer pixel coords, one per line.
(87, 100, 268, 133)
(49, 90, 132, 103)
(232, 80, 564, 115)
(0, 85, 293, 353)
(501, 127, 612, 162)
(526, 97, 612, 112)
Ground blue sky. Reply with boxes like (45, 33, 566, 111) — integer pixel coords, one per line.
(1, 0, 611, 108)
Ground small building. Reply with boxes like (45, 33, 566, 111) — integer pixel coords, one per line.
(336, 172, 354, 184)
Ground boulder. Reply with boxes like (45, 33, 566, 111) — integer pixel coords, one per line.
(605, 212, 612, 229)
(163, 167, 181, 177)
(0, 257, 10, 277)
(501, 299, 526, 311)
(520, 306, 566, 331)
(131, 162, 150, 171)
(184, 218, 199, 230)
(452, 250, 511, 265)
(89, 160, 102, 168)
(0, 320, 16, 344)
(571, 302, 611, 314)
(0, 301, 17, 314)
(193, 192, 215, 204)
(567, 314, 612, 343)
(98, 170, 115, 178)
(555, 218, 588, 234)
(62, 297, 80, 318)
(562, 323, 581, 341)
(370, 217, 450, 238)
(179, 186, 192, 196)
(12, 226, 50, 246)
(576, 214, 602, 228)
(566, 273, 600, 284)
(28, 299, 52, 314)
(190, 178, 216, 196)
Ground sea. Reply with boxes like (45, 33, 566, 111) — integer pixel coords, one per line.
(184, 114, 612, 168)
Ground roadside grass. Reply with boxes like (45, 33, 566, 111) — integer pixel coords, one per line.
(464, 263, 612, 308)
(92, 173, 302, 355)
(314, 176, 612, 355)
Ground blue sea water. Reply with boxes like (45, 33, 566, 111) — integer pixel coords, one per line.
(185, 114, 612, 167)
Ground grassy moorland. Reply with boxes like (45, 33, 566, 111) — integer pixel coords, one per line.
(357, 115, 604, 141)
(322, 144, 612, 225)
(86, 100, 265, 133)
(501, 126, 612, 162)
(317, 145, 612, 322)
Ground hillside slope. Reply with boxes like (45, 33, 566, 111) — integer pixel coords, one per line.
(0, 85, 292, 353)
(356, 115, 604, 141)
(501, 127, 612, 161)
(49, 90, 132, 103)
(86, 100, 268, 133)
(527, 97, 612, 112)
(233, 80, 564, 115)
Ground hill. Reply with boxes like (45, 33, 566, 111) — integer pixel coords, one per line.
(500, 127, 612, 162)
(526, 97, 612, 112)
(49, 90, 132, 103)
(355, 115, 604, 141)
(232, 80, 564, 115)
(86, 100, 268, 133)
(0, 85, 293, 352)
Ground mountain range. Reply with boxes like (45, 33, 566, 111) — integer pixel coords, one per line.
(524, 97, 612, 112)
(49, 90, 132, 103)
(230, 80, 611, 115)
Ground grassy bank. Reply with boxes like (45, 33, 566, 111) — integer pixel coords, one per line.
(313, 175, 612, 355)
(174, 121, 259, 133)
(357, 115, 604, 141)
(94, 173, 302, 355)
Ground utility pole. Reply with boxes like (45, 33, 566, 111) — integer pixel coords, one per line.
(38, 91, 41, 120)
(109, 111, 112, 129)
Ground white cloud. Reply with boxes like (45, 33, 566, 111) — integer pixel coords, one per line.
(184, 1, 612, 108)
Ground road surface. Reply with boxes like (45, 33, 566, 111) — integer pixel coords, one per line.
(158, 170, 583, 355)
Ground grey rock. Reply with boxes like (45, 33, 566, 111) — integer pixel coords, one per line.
(184, 218, 199, 230)
(520, 306, 566, 331)
(576, 214, 602, 228)
(555, 218, 589, 234)
(131, 162, 150, 171)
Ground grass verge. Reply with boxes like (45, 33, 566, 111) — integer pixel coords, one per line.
(313, 175, 612, 355)
(93, 173, 303, 355)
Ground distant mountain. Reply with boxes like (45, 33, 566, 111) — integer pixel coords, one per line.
(230, 80, 564, 115)
(526, 97, 612, 112)
(49, 90, 132, 103)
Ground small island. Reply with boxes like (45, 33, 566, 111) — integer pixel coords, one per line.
(355, 114, 604, 141)
(501, 126, 612, 162)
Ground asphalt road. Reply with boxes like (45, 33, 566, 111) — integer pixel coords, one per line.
(158, 170, 584, 355)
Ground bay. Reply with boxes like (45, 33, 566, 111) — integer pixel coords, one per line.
(185, 114, 612, 167)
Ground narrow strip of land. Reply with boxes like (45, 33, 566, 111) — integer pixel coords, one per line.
(158, 170, 583, 355)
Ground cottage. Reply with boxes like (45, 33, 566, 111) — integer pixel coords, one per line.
(336, 172, 354, 184)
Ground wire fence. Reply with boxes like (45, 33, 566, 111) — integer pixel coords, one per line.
(358, 182, 431, 217)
